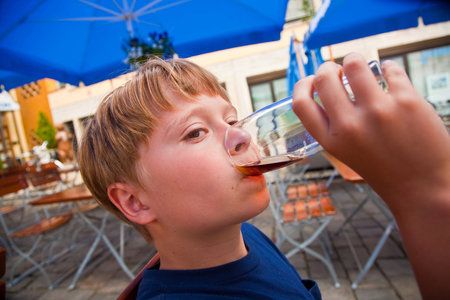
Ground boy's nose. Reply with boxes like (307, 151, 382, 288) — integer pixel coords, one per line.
(224, 126, 251, 157)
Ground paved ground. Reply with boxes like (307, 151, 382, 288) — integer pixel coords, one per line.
(3, 177, 421, 300)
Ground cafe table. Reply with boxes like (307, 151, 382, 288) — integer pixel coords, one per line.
(30, 184, 134, 289)
(323, 153, 397, 289)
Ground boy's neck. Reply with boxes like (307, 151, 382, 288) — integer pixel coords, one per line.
(153, 224, 247, 270)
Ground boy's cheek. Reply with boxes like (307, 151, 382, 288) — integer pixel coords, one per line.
(178, 149, 233, 174)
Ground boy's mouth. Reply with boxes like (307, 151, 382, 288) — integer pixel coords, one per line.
(231, 163, 266, 182)
(235, 165, 264, 177)
(241, 173, 265, 183)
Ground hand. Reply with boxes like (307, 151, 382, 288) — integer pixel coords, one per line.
(292, 52, 450, 298)
(292, 53, 450, 204)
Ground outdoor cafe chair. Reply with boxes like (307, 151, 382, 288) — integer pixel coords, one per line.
(0, 210, 75, 289)
(0, 176, 76, 289)
(0, 172, 31, 252)
(266, 167, 340, 288)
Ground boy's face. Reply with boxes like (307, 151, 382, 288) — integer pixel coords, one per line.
(136, 94, 269, 235)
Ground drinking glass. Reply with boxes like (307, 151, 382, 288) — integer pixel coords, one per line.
(224, 61, 388, 176)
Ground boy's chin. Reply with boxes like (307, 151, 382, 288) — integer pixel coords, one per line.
(241, 190, 270, 221)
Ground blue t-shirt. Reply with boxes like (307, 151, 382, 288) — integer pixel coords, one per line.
(137, 223, 321, 299)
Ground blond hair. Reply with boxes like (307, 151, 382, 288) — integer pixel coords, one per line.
(78, 58, 228, 242)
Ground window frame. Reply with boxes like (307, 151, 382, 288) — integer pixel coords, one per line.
(247, 70, 287, 111)
(379, 36, 450, 76)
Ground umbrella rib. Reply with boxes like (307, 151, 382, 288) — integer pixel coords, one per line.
(79, 0, 122, 17)
(134, 0, 164, 16)
(60, 16, 122, 22)
(130, 0, 137, 11)
(136, 0, 191, 18)
(113, 0, 126, 13)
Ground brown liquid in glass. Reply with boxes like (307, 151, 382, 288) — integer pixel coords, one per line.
(236, 155, 305, 176)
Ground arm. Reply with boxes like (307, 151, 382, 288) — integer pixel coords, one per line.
(292, 53, 450, 299)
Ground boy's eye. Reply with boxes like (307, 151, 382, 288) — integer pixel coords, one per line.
(227, 120, 238, 126)
(184, 128, 207, 141)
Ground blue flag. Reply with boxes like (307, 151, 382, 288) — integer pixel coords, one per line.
(287, 37, 301, 96)
(304, 48, 325, 76)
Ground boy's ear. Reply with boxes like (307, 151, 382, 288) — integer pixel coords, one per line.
(107, 183, 156, 225)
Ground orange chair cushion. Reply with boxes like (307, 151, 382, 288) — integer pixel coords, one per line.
(282, 197, 336, 222)
(286, 182, 329, 200)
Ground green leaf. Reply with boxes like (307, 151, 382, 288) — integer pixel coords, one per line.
(34, 112, 57, 149)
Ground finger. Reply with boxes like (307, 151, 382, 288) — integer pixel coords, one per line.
(343, 53, 385, 105)
(381, 59, 416, 97)
(292, 76, 329, 143)
(313, 61, 354, 121)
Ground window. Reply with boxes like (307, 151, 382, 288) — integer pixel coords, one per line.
(248, 71, 287, 111)
(381, 41, 450, 117)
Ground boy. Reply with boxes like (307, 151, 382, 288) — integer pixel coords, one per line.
(78, 54, 450, 299)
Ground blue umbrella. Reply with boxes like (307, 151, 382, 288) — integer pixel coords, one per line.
(304, 0, 450, 50)
(0, 70, 38, 90)
(0, 0, 289, 89)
